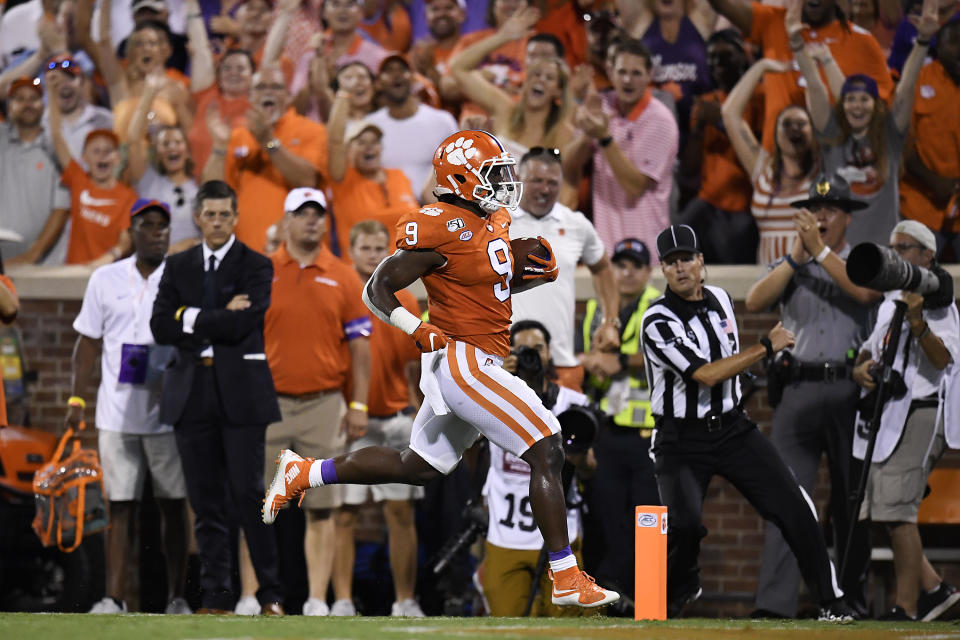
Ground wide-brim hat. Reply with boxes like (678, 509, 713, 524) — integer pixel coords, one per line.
(790, 173, 868, 212)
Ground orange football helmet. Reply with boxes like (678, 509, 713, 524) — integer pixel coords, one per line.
(433, 130, 523, 212)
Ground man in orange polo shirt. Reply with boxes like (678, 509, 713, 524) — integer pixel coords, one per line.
(901, 18, 960, 255)
(262, 187, 371, 617)
(708, 0, 894, 151)
(204, 66, 328, 253)
(336, 219, 425, 618)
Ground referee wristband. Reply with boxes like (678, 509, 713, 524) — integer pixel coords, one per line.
(67, 396, 86, 409)
(348, 401, 369, 413)
(815, 246, 831, 263)
(760, 337, 774, 359)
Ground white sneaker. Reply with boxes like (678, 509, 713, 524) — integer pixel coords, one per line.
(391, 598, 425, 617)
(234, 595, 260, 616)
(302, 598, 330, 616)
(88, 597, 127, 614)
(329, 599, 357, 616)
(164, 597, 192, 614)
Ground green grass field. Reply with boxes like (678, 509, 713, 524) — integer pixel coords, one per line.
(1, 614, 959, 640)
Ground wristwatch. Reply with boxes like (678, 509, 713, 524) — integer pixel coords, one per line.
(264, 138, 282, 154)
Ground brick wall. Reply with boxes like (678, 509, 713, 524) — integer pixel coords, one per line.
(11, 297, 960, 616)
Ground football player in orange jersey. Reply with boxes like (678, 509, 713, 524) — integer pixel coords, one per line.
(264, 130, 620, 610)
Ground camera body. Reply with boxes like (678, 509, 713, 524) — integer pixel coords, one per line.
(511, 345, 544, 379)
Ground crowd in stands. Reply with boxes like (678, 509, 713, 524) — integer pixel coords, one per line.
(2, 0, 960, 621)
(1, 0, 955, 268)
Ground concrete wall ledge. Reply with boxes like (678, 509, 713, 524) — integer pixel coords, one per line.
(9, 263, 960, 302)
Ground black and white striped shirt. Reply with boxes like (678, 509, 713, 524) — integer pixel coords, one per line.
(641, 285, 742, 419)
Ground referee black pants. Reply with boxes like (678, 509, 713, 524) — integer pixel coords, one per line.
(653, 418, 842, 610)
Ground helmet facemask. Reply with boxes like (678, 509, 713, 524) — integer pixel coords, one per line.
(473, 159, 523, 212)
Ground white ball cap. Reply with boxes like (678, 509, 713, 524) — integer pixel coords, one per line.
(892, 220, 937, 252)
(284, 187, 327, 213)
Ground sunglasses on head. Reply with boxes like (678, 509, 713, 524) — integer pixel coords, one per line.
(521, 147, 562, 164)
(173, 186, 185, 208)
(47, 59, 79, 73)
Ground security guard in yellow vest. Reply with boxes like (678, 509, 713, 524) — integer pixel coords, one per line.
(578, 238, 662, 603)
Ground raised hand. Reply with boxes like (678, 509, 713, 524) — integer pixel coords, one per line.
(206, 102, 232, 147)
(805, 42, 833, 64)
(498, 5, 540, 41)
(911, 0, 941, 40)
(245, 105, 272, 146)
(575, 93, 610, 140)
(793, 208, 826, 256)
(785, 0, 804, 43)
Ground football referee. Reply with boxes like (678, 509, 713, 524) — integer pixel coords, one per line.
(640, 225, 853, 621)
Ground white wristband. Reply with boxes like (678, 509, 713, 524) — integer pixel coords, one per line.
(815, 246, 831, 263)
(390, 306, 422, 335)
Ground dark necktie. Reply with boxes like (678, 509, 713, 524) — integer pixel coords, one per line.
(202, 255, 217, 310)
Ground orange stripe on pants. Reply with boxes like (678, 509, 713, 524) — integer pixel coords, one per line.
(447, 344, 536, 447)
(464, 346, 555, 440)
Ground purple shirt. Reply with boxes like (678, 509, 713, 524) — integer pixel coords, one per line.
(641, 16, 711, 131)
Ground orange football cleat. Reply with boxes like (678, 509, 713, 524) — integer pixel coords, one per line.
(262, 449, 312, 524)
(548, 566, 620, 608)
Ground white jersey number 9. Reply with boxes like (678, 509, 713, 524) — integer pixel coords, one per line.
(487, 238, 512, 302)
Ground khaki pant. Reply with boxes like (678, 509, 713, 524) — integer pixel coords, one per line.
(480, 539, 589, 617)
(265, 391, 346, 510)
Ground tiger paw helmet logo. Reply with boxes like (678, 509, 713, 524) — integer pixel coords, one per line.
(441, 137, 479, 167)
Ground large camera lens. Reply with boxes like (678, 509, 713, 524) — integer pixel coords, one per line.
(847, 243, 940, 294)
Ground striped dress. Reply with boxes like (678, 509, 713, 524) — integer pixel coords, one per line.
(750, 162, 812, 265)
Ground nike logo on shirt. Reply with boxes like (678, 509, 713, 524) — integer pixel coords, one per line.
(79, 190, 116, 208)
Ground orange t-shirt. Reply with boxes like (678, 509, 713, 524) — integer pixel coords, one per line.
(535, 0, 588, 69)
(61, 161, 137, 264)
(265, 244, 370, 395)
(225, 108, 329, 252)
(900, 61, 960, 232)
(189, 86, 251, 181)
(0, 274, 17, 426)
(359, 4, 412, 53)
(694, 87, 764, 213)
(749, 4, 893, 151)
(395, 201, 513, 357)
(368, 288, 421, 416)
(329, 167, 419, 260)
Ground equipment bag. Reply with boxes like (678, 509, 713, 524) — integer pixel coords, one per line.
(32, 423, 108, 552)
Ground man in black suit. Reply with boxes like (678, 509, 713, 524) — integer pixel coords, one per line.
(151, 180, 284, 615)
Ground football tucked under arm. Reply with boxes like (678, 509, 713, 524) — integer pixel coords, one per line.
(511, 236, 559, 286)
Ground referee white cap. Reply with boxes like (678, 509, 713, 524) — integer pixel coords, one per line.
(891, 220, 937, 253)
(656, 224, 701, 261)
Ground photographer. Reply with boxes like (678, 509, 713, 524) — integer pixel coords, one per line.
(745, 173, 880, 618)
(851, 220, 960, 621)
(477, 320, 596, 617)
